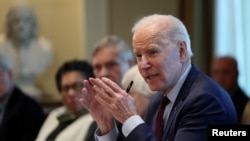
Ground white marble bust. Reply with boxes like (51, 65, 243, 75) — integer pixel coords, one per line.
(0, 3, 53, 100)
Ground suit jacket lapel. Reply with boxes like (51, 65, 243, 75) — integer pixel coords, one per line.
(162, 65, 199, 140)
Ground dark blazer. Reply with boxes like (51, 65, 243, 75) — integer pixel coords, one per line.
(124, 65, 238, 141)
(0, 86, 46, 141)
(230, 87, 249, 122)
(85, 121, 97, 141)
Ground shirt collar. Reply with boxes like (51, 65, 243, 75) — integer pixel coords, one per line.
(167, 64, 191, 103)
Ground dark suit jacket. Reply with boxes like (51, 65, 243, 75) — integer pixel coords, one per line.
(230, 87, 249, 121)
(123, 65, 238, 141)
(0, 86, 46, 141)
(85, 121, 97, 141)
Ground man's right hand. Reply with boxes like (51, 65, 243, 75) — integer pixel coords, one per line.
(79, 78, 114, 134)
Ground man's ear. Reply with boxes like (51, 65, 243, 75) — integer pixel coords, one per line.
(178, 41, 187, 63)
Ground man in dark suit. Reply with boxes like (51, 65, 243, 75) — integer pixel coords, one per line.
(0, 54, 46, 141)
(211, 56, 249, 123)
(80, 14, 238, 141)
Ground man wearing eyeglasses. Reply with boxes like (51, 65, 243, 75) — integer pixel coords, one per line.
(36, 59, 94, 141)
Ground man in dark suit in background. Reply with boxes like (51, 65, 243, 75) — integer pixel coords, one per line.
(0, 54, 46, 141)
(81, 14, 238, 141)
(211, 56, 249, 123)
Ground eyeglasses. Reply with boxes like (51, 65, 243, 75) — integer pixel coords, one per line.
(61, 82, 83, 93)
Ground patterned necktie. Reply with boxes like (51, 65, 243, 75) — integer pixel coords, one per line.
(155, 96, 170, 141)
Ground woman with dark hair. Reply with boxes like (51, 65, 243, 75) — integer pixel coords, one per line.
(36, 59, 94, 141)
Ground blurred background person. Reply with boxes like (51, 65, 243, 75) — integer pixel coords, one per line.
(84, 35, 136, 141)
(36, 59, 94, 141)
(91, 35, 135, 86)
(210, 56, 249, 123)
(0, 54, 46, 141)
(121, 65, 156, 120)
(0, 3, 53, 100)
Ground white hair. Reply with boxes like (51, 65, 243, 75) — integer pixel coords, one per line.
(132, 14, 193, 58)
(121, 65, 155, 97)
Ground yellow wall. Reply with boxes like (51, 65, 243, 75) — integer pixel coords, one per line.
(109, 0, 179, 45)
(0, 0, 86, 103)
(0, 0, 180, 104)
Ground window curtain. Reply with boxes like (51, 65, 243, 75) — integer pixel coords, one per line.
(215, 0, 250, 97)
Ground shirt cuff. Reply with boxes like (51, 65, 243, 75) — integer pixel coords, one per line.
(122, 115, 144, 137)
(95, 125, 119, 141)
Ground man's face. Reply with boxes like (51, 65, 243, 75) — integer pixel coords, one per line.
(211, 58, 238, 92)
(133, 29, 183, 93)
(0, 66, 12, 99)
(92, 46, 126, 86)
(60, 71, 85, 112)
